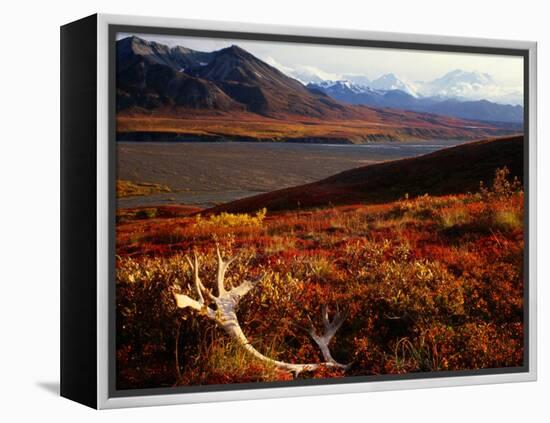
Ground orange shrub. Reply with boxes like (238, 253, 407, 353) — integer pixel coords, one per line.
(116, 180, 524, 388)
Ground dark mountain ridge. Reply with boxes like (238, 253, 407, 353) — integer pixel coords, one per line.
(117, 37, 359, 118)
(117, 36, 242, 111)
(117, 35, 216, 71)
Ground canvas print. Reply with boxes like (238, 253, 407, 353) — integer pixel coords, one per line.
(114, 31, 525, 391)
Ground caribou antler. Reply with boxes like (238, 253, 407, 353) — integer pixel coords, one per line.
(308, 305, 348, 365)
(172, 245, 349, 374)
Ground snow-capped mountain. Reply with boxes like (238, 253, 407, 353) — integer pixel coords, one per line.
(308, 78, 523, 123)
(419, 69, 495, 97)
(306, 74, 418, 97)
(264, 57, 523, 108)
(263, 64, 373, 88)
(312, 80, 378, 95)
(369, 73, 419, 97)
(417, 69, 522, 105)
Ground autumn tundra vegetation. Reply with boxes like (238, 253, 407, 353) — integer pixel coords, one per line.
(114, 35, 525, 391)
(116, 156, 524, 389)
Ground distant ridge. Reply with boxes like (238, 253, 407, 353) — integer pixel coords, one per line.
(206, 135, 524, 214)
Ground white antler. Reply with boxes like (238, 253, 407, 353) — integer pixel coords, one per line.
(308, 305, 348, 365)
(172, 246, 349, 374)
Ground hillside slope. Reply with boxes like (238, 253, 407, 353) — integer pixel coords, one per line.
(207, 136, 524, 214)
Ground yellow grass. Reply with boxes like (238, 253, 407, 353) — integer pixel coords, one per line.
(117, 179, 172, 198)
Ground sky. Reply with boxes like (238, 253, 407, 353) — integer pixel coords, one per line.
(116, 32, 524, 103)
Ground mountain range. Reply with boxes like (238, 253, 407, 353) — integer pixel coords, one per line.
(116, 36, 521, 143)
(307, 79, 523, 123)
(276, 63, 523, 107)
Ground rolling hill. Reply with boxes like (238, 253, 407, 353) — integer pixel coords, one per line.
(206, 135, 524, 214)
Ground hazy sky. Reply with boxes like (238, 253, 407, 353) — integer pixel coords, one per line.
(117, 32, 523, 90)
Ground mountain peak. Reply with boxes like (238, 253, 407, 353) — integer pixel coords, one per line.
(370, 73, 418, 97)
(122, 34, 143, 43)
(219, 44, 252, 58)
(116, 35, 175, 70)
(418, 69, 504, 101)
(117, 35, 146, 49)
(447, 69, 467, 76)
(439, 69, 496, 85)
(126, 35, 165, 51)
(170, 45, 193, 55)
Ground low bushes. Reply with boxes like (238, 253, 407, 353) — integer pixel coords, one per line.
(115, 168, 524, 388)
